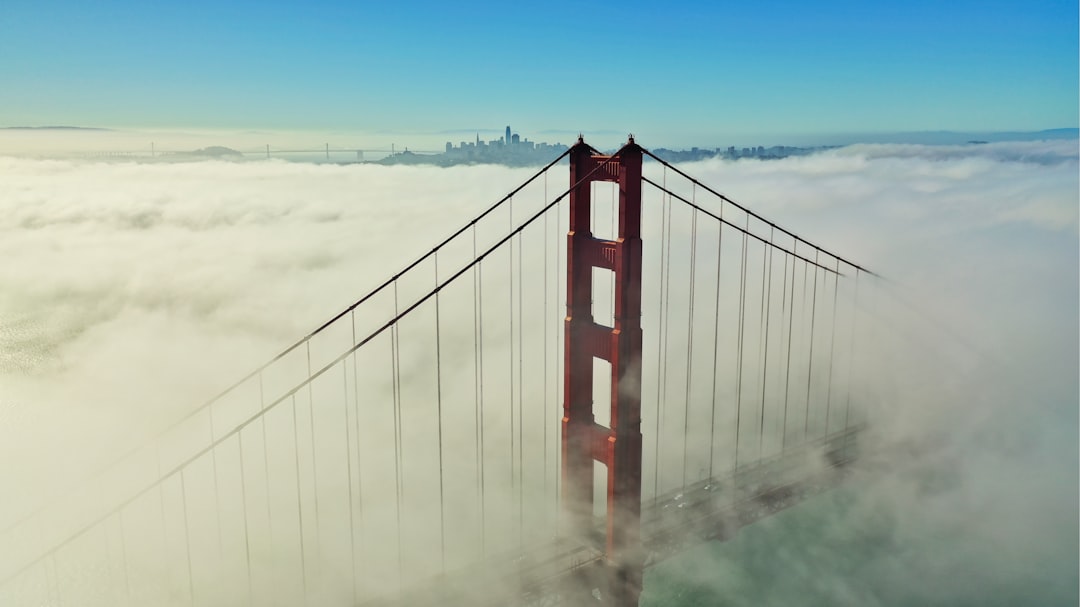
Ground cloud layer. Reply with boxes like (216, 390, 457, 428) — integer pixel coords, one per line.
(0, 141, 1076, 605)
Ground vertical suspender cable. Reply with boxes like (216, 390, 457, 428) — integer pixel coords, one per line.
(707, 205, 724, 480)
(823, 257, 842, 437)
(754, 230, 767, 463)
(179, 471, 195, 607)
(843, 269, 862, 459)
(349, 311, 364, 566)
(434, 253, 447, 574)
(660, 169, 675, 497)
(733, 214, 749, 473)
(258, 373, 273, 550)
(305, 342, 321, 547)
(45, 553, 59, 607)
(118, 510, 131, 604)
(661, 175, 675, 484)
(341, 358, 356, 603)
(209, 408, 223, 557)
(56, 547, 67, 606)
(789, 259, 810, 448)
(780, 251, 794, 450)
(542, 174, 550, 530)
(390, 282, 404, 590)
(290, 395, 308, 604)
(554, 193, 563, 536)
(518, 230, 527, 548)
(238, 431, 254, 607)
(341, 356, 358, 596)
(508, 198, 515, 540)
(473, 227, 487, 555)
(103, 521, 117, 604)
(804, 250, 820, 443)
(758, 228, 775, 462)
(681, 202, 698, 489)
(652, 168, 669, 505)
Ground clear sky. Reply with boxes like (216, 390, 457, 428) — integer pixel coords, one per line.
(1, 0, 1077, 147)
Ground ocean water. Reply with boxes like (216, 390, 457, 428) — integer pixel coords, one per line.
(644, 474, 1079, 606)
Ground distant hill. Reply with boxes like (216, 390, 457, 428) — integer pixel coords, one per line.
(806, 128, 1079, 146)
(189, 146, 242, 157)
(1034, 128, 1080, 138)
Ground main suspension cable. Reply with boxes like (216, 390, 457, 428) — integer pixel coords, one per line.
(641, 149, 877, 277)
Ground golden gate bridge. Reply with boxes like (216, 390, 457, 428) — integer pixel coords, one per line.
(0, 137, 881, 606)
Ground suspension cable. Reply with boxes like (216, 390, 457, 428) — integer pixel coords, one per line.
(30, 151, 577, 528)
(641, 177, 836, 275)
(15, 142, 886, 571)
(6, 142, 879, 591)
(641, 148, 877, 277)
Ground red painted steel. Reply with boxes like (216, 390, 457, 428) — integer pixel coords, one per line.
(562, 136, 644, 605)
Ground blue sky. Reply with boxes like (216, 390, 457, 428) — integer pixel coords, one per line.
(1, 0, 1077, 147)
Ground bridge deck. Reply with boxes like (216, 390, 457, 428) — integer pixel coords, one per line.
(369, 426, 859, 607)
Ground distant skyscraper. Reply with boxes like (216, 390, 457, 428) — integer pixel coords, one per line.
(506, 125, 512, 145)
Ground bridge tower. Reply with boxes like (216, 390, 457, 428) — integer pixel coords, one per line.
(562, 136, 645, 605)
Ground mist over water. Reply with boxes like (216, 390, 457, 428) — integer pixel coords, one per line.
(0, 140, 1076, 605)
(643, 141, 1079, 606)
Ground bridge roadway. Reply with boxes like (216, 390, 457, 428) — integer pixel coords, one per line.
(367, 426, 860, 606)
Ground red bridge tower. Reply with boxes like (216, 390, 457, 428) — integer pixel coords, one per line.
(562, 137, 645, 605)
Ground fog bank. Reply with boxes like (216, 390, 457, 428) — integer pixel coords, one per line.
(1, 140, 1076, 605)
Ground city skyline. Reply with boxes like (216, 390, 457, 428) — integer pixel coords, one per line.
(2, 122, 1076, 161)
(1, 0, 1076, 142)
